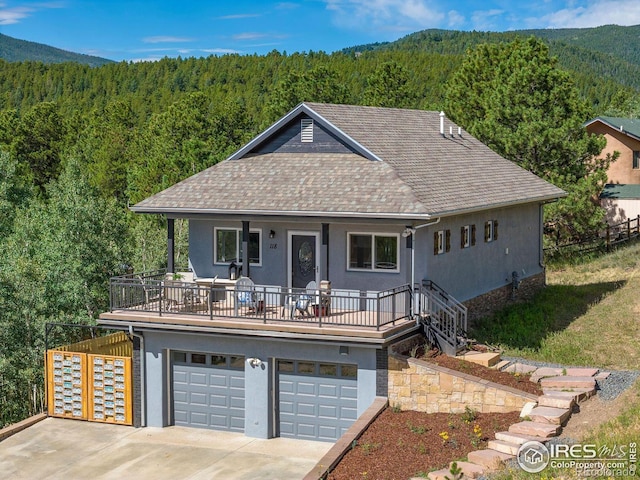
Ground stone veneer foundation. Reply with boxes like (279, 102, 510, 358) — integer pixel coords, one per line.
(388, 337, 537, 414)
(464, 271, 546, 324)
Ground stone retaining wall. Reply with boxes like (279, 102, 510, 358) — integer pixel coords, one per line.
(388, 352, 537, 414)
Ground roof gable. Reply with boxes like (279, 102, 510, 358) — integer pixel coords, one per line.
(585, 116, 640, 142)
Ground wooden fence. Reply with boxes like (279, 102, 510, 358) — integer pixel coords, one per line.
(544, 216, 640, 258)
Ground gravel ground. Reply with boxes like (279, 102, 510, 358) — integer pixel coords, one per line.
(500, 356, 640, 401)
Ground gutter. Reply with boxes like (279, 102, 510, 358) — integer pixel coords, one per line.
(128, 325, 146, 427)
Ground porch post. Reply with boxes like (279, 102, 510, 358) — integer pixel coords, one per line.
(321, 223, 329, 280)
(242, 220, 250, 277)
(406, 227, 414, 317)
(167, 218, 175, 273)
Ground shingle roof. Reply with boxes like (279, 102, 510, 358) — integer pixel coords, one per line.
(600, 184, 640, 199)
(585, 116, 640, 141)
(133, 103, 566, 219)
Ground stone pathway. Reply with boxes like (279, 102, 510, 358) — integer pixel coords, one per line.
(425, 361, 604, 480)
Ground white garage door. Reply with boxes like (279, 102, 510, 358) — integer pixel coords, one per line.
(172, 351, 245, 432)
(277, 359, 358, 442)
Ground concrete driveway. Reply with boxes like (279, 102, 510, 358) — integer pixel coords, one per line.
(0, 417, 332, 479)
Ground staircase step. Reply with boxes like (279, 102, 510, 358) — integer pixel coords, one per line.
(452, 461, 485, 479)
(495, 431, 551, 445)
(529, 406, 572, 425)
(509, 421, 560, 438)
(487, 439, 521, 455)
(530, 367, 563, 383)
(542, 387, 596, 402)
(426, 468, 453, 480)
(538, 393, 575, 409)
(457, 351, 501, 367)
(504, 362, 538, 374)
(540, 376, 597, 389)
(565, 368, 598, 377)
(467, 449, 514, 470)
(493, 360, 511, 371)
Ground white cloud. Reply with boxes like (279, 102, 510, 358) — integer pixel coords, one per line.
(232, 32, 270, 40)
(470, 9, 504, 31)
(202, 48, 243, 54)
(217, 13, 261, 20)
(0, 1, 64, 25)
(447, 10, 465, 28)
(542, 0, 640, 28)
(323, 0, 444, 31)
(142, 36, 194, 44)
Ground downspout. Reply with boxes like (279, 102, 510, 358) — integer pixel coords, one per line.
(405, 218, 441, 320)
(128, 325, 146, 427)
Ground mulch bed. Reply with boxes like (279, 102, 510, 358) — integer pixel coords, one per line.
(327, 348, 543, 479)
(327, 408, 521, 480)
(419, 350, 544, 396)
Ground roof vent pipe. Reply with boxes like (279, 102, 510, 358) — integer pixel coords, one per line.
(440, 111, 445, 136)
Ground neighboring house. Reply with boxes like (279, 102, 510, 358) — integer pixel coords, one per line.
(98, 103, 564, 442)
(585, 116, 640, 222)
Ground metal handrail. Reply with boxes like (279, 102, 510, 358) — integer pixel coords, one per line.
(108, 277, 412, 329)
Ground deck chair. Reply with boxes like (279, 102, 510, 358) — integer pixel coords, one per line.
(286, 281, 316, 319)
(235, 276, 257, 314)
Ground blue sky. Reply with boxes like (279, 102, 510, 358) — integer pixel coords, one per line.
(1, 1, 639, 62)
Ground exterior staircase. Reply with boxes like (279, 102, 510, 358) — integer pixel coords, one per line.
(417, 280, 468, 356)
(425, 362, 601, 480)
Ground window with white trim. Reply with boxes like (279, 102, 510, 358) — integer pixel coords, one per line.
(214, 228, 262, 265)
(484, 220, 498, 243)
(347, 233, 399, 271)
(433, 229, 450, 255)
(461, 224, 476, 248)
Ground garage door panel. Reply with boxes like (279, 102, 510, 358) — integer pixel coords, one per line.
(296, 382, 317, 395)
(278, 360, 357, 442)
(172, 352, 245, 433)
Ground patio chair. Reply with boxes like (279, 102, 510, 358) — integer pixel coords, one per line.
(235, 276, 257, 315)
(285, 281, 316, 319)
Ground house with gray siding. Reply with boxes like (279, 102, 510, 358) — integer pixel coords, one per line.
(99, 103, 565, 442)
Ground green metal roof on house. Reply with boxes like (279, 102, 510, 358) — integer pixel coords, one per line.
(600, 184, 640, 199)
(133, 103, 566, 220)
(585, 116, 640, 141)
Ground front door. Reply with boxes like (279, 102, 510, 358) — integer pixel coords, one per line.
(289, 232, 319, 289)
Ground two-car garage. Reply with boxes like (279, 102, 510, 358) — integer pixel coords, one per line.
(170, 351, 358, 442)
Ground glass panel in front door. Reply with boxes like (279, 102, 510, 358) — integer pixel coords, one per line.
(292, 235, 316, 288)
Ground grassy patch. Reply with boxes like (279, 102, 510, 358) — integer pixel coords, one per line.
(469, 241, 640, 369)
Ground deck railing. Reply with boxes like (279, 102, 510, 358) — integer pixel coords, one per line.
(109, 272, 412, 330)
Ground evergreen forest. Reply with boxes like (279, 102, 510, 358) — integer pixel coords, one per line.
(0, 26, 639, 427)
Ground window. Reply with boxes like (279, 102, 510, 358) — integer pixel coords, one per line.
(461, 224, 476, 248)
(433, 230, 450, 255)
(214, 228, 261, 265)
(347, 233, 399, 271)
(484, 220, 499, 243)
(633, 151, 640, 169)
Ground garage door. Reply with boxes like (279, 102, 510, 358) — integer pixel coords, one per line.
(172, 351, 245, 432)
(277, 359, 358, 441)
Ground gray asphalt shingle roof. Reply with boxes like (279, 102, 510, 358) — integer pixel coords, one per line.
(133, 103, 565, 219)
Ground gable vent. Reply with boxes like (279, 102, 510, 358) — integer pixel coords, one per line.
(301, 118, 314, 143)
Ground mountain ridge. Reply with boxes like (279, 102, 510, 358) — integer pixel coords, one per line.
(0, 33, 114, 66)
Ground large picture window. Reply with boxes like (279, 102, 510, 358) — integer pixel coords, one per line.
(214, 228, 261, 265)
(348, 233, 399, 272)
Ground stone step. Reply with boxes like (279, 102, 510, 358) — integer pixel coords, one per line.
(493, 359, 511, 371)
(538, 393, 576, 409)
(457, 351, 501, 367)
(542, 387, 596, 402)
(529, 367, 563, 383)
(509, 420, 560, 438)
(540, 376, 597, 389)
(504, 362, 538, 374)
(467, 449, 514, 470)
(426, 468, 454, 480)
(565, 368, 598, 377)
(452, 461, 485, 479)
(529, 406, 572, 425)
(495, 431, 551, 445)
(487, 439, 521, 455)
